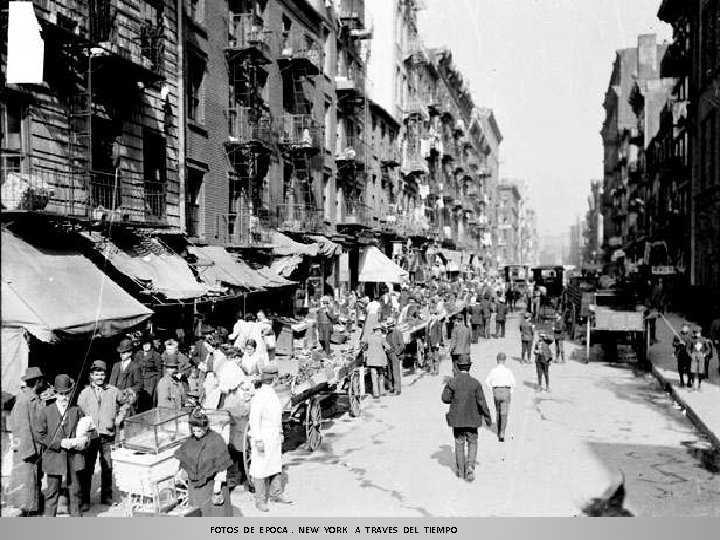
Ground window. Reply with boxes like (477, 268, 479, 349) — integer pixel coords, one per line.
(0, 101, 28, 174)
(187, 51, 206, 123)
(188, 0, 204, 25)
(143, 128, 167, 219)
(186, 168, 203, 237)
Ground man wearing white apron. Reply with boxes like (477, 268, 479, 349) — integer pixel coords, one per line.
(248, 364, 289, 512)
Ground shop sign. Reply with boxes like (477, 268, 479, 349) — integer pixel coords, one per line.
(652, 265, 676, 275)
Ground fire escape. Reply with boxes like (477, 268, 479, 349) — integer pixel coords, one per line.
(276, 20, 323, 234)
(336, 0, 372, 229)
(222, 2, 275, 246)
(37, 0, 167, 223)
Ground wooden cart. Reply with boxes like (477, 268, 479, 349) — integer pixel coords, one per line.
(238, 350, 364, 487)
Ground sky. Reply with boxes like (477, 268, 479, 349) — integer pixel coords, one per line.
(417, 0, 672, 237)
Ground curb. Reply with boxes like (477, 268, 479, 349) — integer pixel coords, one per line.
(649, 363, 720, 451)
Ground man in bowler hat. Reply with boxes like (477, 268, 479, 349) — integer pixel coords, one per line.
(35, 374, 86, 517)
(110, 339, 143, 395)
(441, 355, 491, 482)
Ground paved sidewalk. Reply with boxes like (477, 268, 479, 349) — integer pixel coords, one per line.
(647, 312, 720, 449)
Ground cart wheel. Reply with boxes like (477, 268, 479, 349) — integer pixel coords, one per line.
(348, 370, 362, 418)
(305, 397, 323, 452)
(242, 423, 254, 490)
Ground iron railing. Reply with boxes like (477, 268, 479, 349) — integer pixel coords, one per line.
(1, 166, 168, 223)
(217, 212, 273, 247)
(278, 114, 321, 150)
(228, 107, 275, 147)
(279, 34, 323, 73)
(227, 13, 273, 60)
(276, 204, 325, 233)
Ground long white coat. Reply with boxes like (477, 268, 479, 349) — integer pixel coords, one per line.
(248, 384, 283, 478)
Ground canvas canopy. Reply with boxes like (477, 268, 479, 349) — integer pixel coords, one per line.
(271, 254, 304, 278)
(271, 232, 319, 257)
(359, 247, 408, 284)
(84, 232, 207, 300)
(1, 229, 152, 341)
(188, 246, 268, 290)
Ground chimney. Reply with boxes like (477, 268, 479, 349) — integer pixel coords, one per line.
(637, 34, 658, 80)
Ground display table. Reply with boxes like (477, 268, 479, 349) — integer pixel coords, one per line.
(112, 446, 180, 516)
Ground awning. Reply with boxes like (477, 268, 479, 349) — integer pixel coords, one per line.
(307, 235, 342, 257)
(1, 229, 152, 341)
(272, 232, 319, 257)
(445, 261, 461, 273)
(188, 246, 268, 290)
(255, 267, 296, 287)
(2, 327, 29, 396)
(359, 247, 409, 283)
(84, 232, 207, 300)
(271, 254, 304, 277)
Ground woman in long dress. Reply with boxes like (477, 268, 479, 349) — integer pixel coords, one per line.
(175, 410, 233, 517)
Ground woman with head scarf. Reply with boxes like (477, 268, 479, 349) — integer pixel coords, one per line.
(175, 409, 233, 516)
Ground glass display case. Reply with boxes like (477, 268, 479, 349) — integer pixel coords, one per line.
(123, 408, 190, 454)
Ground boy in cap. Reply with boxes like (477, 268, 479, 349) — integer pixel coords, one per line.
(673, 323, 693, 388)
(249, 364, 290, 512)
(519, 313, 535, 364)
(156, 356, 187, 409)
(552, 313, 566, 363)
(77, 360, 124, 509)
(485, 353, 516, 442)
(534, 334, 553, 392)
(362, 323, 392, 398)
(385, 319, 405, 395)
(35, 375, 86, 517)
(9, 367, 45, 515)
(441, 356, 491, 482)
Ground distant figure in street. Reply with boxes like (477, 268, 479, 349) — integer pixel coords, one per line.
(441, 355, 491, 482)
(496, 298, 508, 338)
(505, 286, 515, 312)
(362, 324, 391, 398)
(711, 309, 720, 376)
(485, 353, 516, 442)
(469, 299, 483, 344)
(519, 313, 535, 364)
(427, 311, 444, 375)
(481, 294, 493, 339)
(448, 314, 472, 377)
(385, 319, 405, 395)
(534, 333, 553, 392)
(552, 313, 566, 363)
(673, 323, 693, 388)
(317, 297, 337, 355)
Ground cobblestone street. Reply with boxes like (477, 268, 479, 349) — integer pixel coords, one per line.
(231, 313, 720, 517)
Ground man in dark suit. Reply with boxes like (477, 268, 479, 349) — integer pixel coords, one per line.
(481, 294, 493, 339)
(133, 335, 161, 412)
(317, 297, 338, 355)
(469, 301, 484, 344)
(427, 314, 444, 375)
(35, 374, 86, 517)
(109, 339, 143, 395)
(385, 319, 405, 395)
(441, 356, 491, 482)
(448, 314, 472, 377)
(496, 299, 508, 338)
